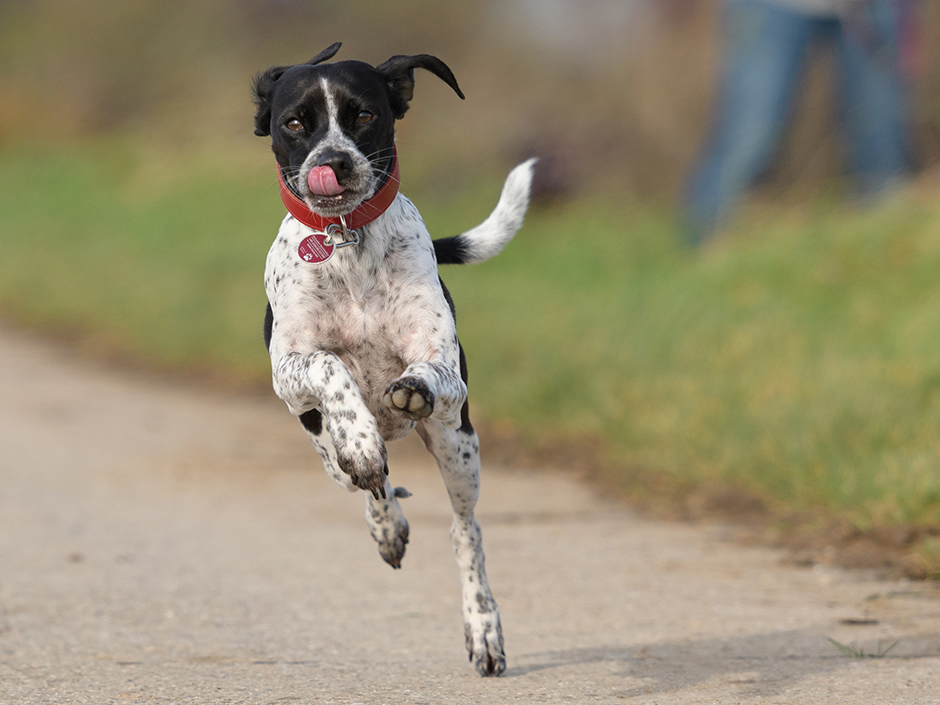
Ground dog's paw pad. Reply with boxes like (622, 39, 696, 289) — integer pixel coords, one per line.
(383, 377, 434, 420)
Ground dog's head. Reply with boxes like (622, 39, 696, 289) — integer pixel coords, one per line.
(252, 42, 464, 218)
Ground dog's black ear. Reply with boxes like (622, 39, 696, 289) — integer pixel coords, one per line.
(375, 54, 465, 120)
(252, 44, 342, 137)
(252, 65, 290, 136)
(306, 42, 342, 65)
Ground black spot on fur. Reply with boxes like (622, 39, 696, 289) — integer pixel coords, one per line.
(457, 342, 474, 434)
(263, 303, 274, 351)
(438, 277, 457, 322)
(299, 408, 323, 435)
(475, 591, 488, 611)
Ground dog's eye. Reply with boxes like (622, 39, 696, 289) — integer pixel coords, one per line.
(357, 110, 374, 124)
(285, 119, 304, 132)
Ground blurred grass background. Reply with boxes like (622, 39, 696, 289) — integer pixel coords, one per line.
(2, 0, 940, 576)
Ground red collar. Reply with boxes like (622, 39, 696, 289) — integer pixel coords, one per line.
(277, 148, 400, 231)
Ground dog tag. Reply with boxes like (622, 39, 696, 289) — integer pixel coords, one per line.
(298, 233, 334, 264)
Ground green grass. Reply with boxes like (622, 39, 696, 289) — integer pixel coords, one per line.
(3, 141, 940, 571)
(828, 637, 899, 659)
(0, 140, 277, 381)
(439, 195, 940, 535)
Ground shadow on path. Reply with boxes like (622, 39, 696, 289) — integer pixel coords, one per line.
(509, 628, 940, 697)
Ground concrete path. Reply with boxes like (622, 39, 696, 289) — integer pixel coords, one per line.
(1, 327, 939, 704)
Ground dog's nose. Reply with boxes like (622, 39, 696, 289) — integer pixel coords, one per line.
(316, 150, 354, 183)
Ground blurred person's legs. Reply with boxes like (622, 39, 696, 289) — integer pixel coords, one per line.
(683, 0, 818, 244)
(684, 0, 913, 246)
(836, 0, 911, 196)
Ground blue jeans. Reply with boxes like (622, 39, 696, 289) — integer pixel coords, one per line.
(683, 0, 911, 244)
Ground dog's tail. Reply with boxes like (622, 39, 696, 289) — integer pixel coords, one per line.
(433, 158, 537, 265)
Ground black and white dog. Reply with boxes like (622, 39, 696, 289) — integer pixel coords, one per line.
(252, 42, 534, 676)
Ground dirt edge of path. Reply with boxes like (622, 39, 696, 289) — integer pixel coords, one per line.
(8, 317, 939, 582)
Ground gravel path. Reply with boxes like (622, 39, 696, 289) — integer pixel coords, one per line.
(2, 327, 939, 704)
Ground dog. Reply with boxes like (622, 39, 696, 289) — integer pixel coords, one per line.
(252, 42, 534, 677)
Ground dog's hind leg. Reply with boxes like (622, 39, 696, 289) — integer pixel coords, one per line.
(300, 410, 411, 568)
(417, 416, 505, 677)
(364, 485, 411, 569)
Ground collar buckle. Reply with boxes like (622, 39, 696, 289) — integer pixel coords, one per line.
(323, 215, 360, 249)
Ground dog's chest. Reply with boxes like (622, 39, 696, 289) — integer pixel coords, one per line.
(265, 207, 450, 438)
(272, 247, 412, 358)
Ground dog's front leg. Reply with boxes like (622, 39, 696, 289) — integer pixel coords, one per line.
(383, 360, 466, 429)
(274, 350, 388, 499)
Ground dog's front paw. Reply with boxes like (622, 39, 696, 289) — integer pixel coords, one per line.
(339, 454, 389, 499)
(383, 376, 434, 420)
(347, 458, 389, 500)
(329, 419, 389, 499)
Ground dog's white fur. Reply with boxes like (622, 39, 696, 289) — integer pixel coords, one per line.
(452, 162, 535, 263)
(263, 73, 534, 673)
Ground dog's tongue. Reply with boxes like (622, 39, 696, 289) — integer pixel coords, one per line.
(307, 166, 345, 196)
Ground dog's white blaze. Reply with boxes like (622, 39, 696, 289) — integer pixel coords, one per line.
(320, 77, 346, 146)
(296, 78, 376, 200)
